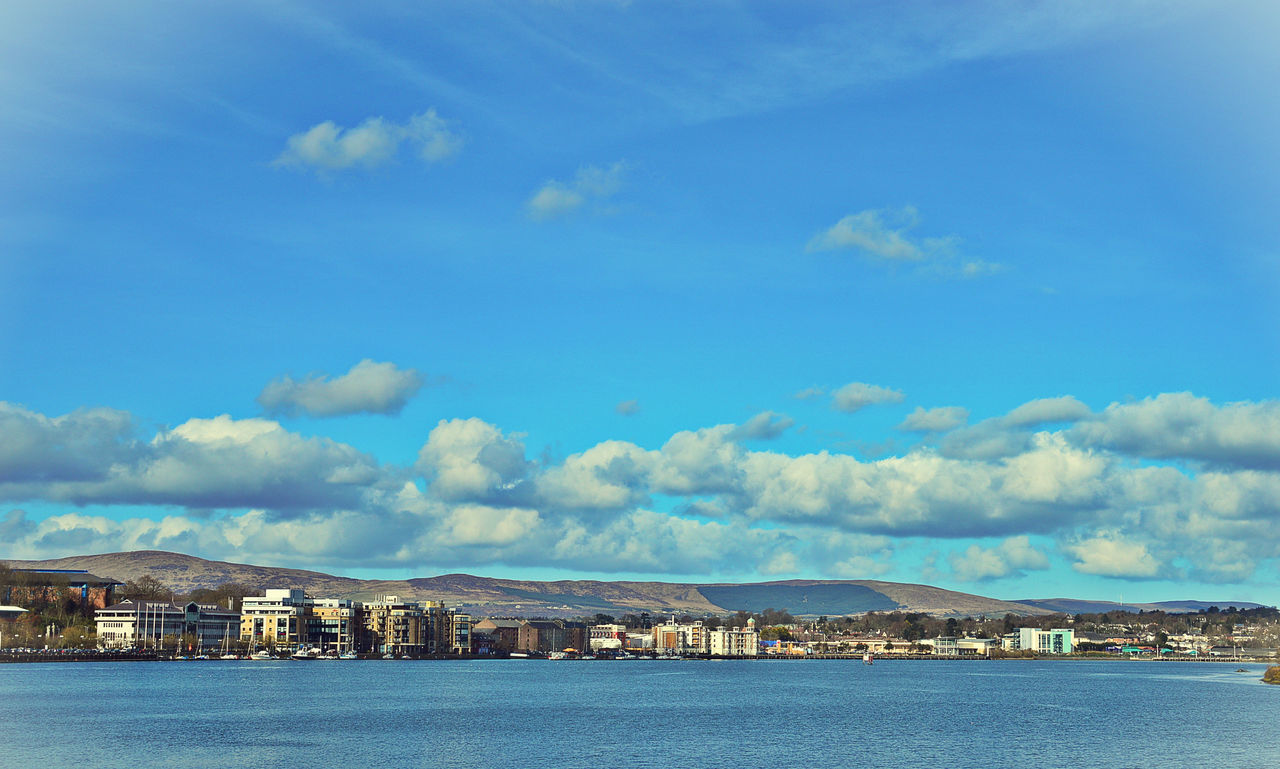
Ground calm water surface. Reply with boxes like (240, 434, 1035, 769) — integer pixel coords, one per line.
(1, 659, 1276, 768)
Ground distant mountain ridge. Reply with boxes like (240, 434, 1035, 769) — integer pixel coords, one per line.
(1013, 598, 1266, 615)
(5, 550, 1261, 618)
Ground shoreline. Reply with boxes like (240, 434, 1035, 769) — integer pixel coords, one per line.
(1, 650, 1272, 665)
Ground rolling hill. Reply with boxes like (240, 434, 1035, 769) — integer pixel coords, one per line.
(8, 550, 1256, 618)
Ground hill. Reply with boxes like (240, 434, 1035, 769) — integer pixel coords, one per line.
(0, 550, 1079, 618)
(1014, 598, 1266, 615)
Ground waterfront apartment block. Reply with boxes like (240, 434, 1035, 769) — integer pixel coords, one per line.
(241, 588, 312, 650)
(653, 619, 760, 656)
(708, 621, 760, 657)
(230, 589, 474, 655)
(96, 600, 239, 650)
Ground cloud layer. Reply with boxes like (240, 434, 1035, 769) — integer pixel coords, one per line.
(3, 391, 1279, 586)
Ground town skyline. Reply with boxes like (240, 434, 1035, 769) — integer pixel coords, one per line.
(2, 2, 1279, 605)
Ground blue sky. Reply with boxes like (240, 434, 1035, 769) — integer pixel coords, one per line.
(2, 1, 1279, 605)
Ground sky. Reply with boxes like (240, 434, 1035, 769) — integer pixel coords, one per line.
(2, 0, 1279, 605)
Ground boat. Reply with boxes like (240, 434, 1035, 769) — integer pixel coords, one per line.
(339, 651, 358, 660)
(249, 649, 274, 660)
(863, 653, 873, 665)
(291, 647, 321, 660)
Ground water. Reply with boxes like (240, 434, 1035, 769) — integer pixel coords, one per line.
(1, 659, 1277, 768)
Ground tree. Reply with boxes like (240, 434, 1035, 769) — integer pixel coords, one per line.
(122, 575, 172, 602)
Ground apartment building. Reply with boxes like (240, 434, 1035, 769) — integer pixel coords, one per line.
(708, 622, 760, 657)
(652, 619, 709, 654)
(240, 588, 313, 649)
(364, 595, 425, 656)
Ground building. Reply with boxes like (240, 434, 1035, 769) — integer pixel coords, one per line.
(652, 619, 710, 654)
(96, 600, 239, 650)
(515, 619, 587, 653)
(309, 599, 361, 653)
(589, 623, 627, 652)
(708, 621, 759, 656)
(5, 569, 122, 611)
(929, 637, 998, 656)
(422, 601, 473, 654)
(363, 595, 425, 656)
(1004, 628, 1074, 655)
(240, 588, 313, 650)
(473, 619, 522, 652)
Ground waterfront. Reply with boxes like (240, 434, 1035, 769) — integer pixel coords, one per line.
(1, 659, 1277, 768)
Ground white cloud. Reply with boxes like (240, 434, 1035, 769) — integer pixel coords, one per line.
(808, 206, 930, 260)
(1066, 533, 1162, 578)
(7, 391, 1280, 584)
(831, 381, 905, 413)
(274, 109, 461, 172)
(415, 418, 531, 504)
(526, 161, 626, 220)
(949, 536, 1050, 581)
(615, 399, 640, 416)
(807, 206, 1000, 278)
(941, 395, 1092, 460)
(257, 359, 425, 418)
(1070, 392, 1280, 470)
(0, 406, 380, 514)
(898, 406, 969, 433)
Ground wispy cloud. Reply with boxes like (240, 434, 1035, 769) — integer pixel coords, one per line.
(831, 382, 905, 413)
(527, 161, 627, 220)
(808, 206, 1000, 278)
(274, 110, 462, 172)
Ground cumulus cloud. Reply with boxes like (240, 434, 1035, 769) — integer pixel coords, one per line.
(6, 392, 1280, 584)
(949, 536, 1050, 581)
(257, 359, 425, 418)
(898, 406, 969, 433)
(415, 418, 531, 504)
(830, 382, 905, 413)
(1066, 533, 1162, 578)
(1070, 392, 1280, 470)
(0, 402, 139, 483)
(0, 405, 380, 514)
(941, 395, 1092, 460)
(730, 411, 795, 441)
(526, 161, 626, 220)
(274, 109, 461, 172)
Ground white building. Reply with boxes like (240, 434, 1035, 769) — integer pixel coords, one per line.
(589, 623, 627, 651)
(96, 600, 239, 650)
(1003, 628, 1074, 654)
(708, 620, 759, 657)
